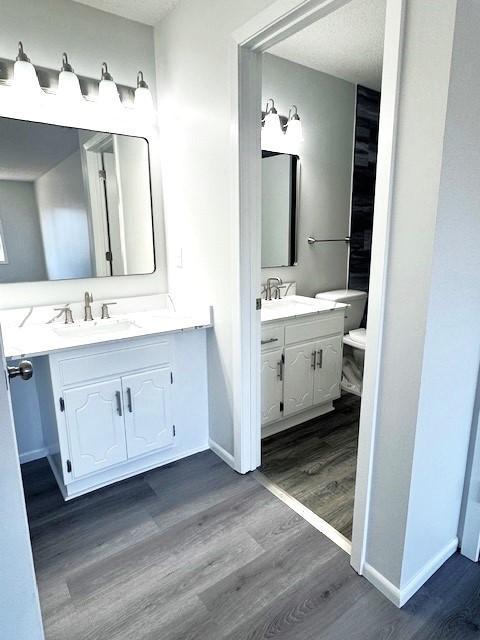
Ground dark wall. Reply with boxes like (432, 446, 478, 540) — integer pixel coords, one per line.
(348, 85, 381, 294)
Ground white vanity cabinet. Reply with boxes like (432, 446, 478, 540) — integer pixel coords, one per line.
(34, 331, 208, 499)
(261, 310, 344, 437)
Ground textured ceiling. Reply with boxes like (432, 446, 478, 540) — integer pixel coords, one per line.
(269, 0, 386, 91)
(71, 0, 179, 26)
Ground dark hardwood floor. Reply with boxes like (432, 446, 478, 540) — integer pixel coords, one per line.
(261, 394, 361, 539)
(22, 450, 480, 640)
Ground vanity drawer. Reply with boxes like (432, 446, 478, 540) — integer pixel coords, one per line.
(285, 314, 344, 345)
(57, 339, 172, 387)
(261, 325, 284, 350)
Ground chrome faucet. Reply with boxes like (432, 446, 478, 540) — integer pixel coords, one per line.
(265, 277, 283, 301)
(48, 304, 74, 325)
(84, 292, 94, 321)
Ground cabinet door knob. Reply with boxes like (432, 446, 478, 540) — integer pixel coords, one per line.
(115, 390, 123, 416)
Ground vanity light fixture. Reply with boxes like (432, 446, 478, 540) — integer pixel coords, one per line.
(13, 42, 42, 97)
(262, 98, 283, 147)
(57, 53, 83, 103)
(285, 105, 304, 144)
(98, 62, 121, 107)
(134, 71, 154, 113)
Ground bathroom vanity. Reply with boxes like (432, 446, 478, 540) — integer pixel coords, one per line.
(261, 295, 346, 437)
(2, 297, 212, 499)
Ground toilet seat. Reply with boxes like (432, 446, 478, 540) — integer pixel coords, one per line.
(343, 328, 366, 350)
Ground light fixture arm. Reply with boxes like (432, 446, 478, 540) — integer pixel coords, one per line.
(61, 52, 74, 73)
(16, 42, 30, 63)
(137, 71, 149, 89)
(101, 62, 114, 82)
(288, 104, 300, 121)
(264, 97, 277, 115)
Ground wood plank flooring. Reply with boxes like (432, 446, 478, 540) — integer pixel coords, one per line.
(261, 394, 361, 538)
(22, 450, 480, 640)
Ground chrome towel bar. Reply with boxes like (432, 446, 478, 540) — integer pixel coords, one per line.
(307, 236, 350, 245)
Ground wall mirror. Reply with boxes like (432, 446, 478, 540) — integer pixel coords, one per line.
(0, 117, 155, 284)
(261, 151, 299, 268)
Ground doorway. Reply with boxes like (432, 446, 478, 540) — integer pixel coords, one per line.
(232, 0, 405, 575)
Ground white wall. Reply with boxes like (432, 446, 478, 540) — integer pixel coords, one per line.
(36, 150, 92, 280)
(0, 181, 47, 283)
(363, 0, 459, 593)
(400, 0, 480, 588)
(261, 53, 355, 295)
(155, 0, 278, 455)
(0, 0, 166, 309)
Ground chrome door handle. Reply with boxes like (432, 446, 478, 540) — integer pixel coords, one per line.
(115, 391, 123, 416)
(317, 350, 323, 369)
(311, 351, 316, 369)
(261, 338, 279, 345)
(7, 360, 33, 381)
(277, 360, 283, 381)
(126, 387, 133, 413)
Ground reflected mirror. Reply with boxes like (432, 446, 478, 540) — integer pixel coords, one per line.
(0, 117, 155, 284)
(261, 151, 299, 268)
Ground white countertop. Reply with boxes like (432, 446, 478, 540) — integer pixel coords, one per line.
(1, 295, 212, 359)
(261, 295, 347, 324)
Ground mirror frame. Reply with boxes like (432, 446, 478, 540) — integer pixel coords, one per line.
(0, 86, 166, 304)
(261, 150, 300, 268)
(0, 116, 156, 283)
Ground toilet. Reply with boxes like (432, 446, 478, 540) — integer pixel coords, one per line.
(315, 289, 367, 396)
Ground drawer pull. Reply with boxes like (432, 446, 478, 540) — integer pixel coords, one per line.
(261, 337, 279, 345)
(317, 349, 323, 369)
(311, 351, 316, 369)
(115, 390, 123, 417)
(126, 387, 133, 413)
(277, 360, 283, 381)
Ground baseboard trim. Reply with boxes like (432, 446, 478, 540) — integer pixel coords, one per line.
(398, 537, 458, 606)
(19, 448, 48, 465)
(363, 537, 459, 608)
(209, 438, 235, 469)
(261, 401, 335, 439)
(362, 563, 401, 607)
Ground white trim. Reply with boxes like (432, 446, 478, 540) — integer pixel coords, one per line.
(261, 401, 334, 438)
(209, 438, 236, 468)
(362, 562, 401, 607)
(19, 448, 48, 465)
(232, 0, 406, 583)
(254, 470, 352, 555)
(363, 538, 458, 608)
(350, 0, 406, 575)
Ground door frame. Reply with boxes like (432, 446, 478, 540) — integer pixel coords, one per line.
(231, 0, 406, 576)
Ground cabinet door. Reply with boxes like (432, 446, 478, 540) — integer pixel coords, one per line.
(64, 379, 127, 479)
(123, 368, 174, 459)
(261, 348, 284, 425)
(283, 341, 316, 416)
(313, 335, 343, 406)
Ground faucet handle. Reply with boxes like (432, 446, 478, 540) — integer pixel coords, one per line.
(54, 305, 74, 324)
(101, 302, 117, 320)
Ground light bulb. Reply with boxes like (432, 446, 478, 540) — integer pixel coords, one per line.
(134, 71, 154, 113)
(98, 62, 121, 107)
(262, 98, 283, 150)
(57, 53, 83, 103)
(285, 105, 304, 144)
(13, 42, 42, 97)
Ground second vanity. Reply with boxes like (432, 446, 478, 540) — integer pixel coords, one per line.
(3, 295, 211, 500)
(261, 294, 347, 437)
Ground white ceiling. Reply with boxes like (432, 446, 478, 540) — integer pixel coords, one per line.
(0, 119, 80, 181)
(269, 0, 386, 91)
(71, 0, 179, 26)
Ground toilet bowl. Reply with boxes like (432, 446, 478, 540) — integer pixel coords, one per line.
(315, 289, 368, 396)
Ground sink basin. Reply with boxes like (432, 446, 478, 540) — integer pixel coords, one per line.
(53, 318, 137, 338)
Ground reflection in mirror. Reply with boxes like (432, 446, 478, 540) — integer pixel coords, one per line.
(261, 151, 299, 268)
(0, 117, 155, 284)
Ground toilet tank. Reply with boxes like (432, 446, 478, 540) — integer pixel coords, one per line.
(315, 289, 367, 333)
